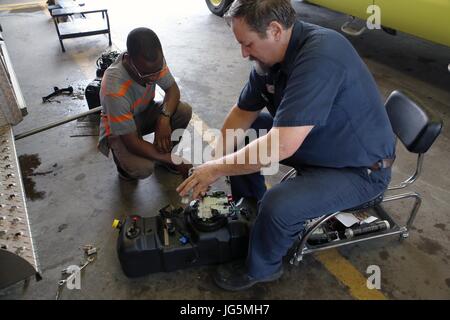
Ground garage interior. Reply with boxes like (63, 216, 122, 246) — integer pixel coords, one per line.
(0, 0, 449, 300)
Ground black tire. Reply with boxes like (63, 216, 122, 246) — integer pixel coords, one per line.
(205, 0, 233, 17)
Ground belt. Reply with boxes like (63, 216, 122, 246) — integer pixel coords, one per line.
(370, 157, 395, 171)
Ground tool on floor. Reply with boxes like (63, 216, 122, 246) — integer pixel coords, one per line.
(58, 256, 95, 287)
(81, 244, 98, 256)
(42, 86, 74, 103)
(55, 247, 97, 300)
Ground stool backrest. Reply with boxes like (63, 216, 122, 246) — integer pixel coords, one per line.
(385, 91, 443, 154)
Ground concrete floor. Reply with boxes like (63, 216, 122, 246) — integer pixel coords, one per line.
(0, 0, 449, 299)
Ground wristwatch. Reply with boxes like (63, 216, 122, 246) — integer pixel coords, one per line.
(160, 104, 171, 118)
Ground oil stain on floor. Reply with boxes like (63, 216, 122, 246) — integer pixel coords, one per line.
(18, 153, 51, 201)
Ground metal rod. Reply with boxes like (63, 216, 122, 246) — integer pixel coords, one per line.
(383, 192, 422, 229)
(14, 106, 102, 141)
(291, 211, 339, 265)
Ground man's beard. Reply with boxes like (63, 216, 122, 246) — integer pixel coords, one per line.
(250, 57, 269, 76)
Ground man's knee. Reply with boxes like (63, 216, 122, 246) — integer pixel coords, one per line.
(172, 101, 192, 130)
(258, 187, 291, 224)
(258, 184, 311, 228)
(109, 136, 154, 179)
(121, 161, 154, 180)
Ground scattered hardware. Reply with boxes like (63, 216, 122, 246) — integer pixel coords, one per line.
(42, 86, 74, 103)
(81, 244, 98, 256)
(55, 245, 97, 300)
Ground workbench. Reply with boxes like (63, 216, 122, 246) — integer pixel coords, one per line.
(51, 6, 112, 52)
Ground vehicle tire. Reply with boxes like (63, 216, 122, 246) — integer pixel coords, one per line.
(205, 0, 233, 17)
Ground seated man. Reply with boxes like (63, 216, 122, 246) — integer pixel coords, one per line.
(177, 0, 396, 291)
(98, 27, 192, 180)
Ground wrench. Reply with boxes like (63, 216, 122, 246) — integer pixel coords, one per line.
(61, 257, 87, 275)
(58, 256, 95, 286)
(42, 86, 74, 103)
(56, 256, 95, 299)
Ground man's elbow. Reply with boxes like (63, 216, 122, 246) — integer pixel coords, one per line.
(278, 144, 299, 161)
(269, 131, 301, 161)
(167, 82, 180, 100)
(272, 126, 313, 161)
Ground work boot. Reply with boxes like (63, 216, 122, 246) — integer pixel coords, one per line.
(213, 260, 283, 291)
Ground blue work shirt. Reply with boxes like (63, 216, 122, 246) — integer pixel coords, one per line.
(238, 20, 396, 168)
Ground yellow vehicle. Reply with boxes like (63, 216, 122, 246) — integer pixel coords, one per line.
(205, 0, 450, 48)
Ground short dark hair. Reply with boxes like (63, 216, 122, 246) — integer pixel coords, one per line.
(225, 0, 296, 38)
(126, 27, 162, 62)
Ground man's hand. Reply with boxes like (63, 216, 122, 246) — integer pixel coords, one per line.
(176, 162, 221, 200)
(155, 116, 172, 153)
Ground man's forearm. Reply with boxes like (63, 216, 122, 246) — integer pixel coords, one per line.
(162, 83, 180, 115)
(213, 105, 260, 159)
(212, 129, 280, 177)
(125, 138, 172, 163)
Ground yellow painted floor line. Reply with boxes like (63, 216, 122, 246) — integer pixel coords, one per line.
(67, 32, 387, 301)
(315, 249, 387, 300)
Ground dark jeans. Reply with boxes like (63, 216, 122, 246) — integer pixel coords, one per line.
(229, 113, 392, 279)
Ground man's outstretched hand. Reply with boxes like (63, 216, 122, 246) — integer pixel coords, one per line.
(176, 162, 221, 200)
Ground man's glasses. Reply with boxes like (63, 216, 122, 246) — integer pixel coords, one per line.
(129, 56, 165, 82)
